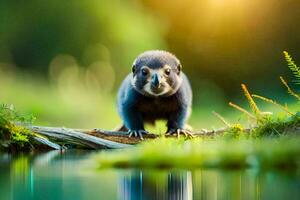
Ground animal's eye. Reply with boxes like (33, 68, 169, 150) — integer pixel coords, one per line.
(165, 68, 171, 75)
(141, 68, 148, 76)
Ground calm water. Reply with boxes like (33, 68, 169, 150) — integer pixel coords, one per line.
(0, 150, 300, 200)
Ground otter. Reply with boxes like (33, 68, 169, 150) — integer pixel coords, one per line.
(117, 50, 193, 139)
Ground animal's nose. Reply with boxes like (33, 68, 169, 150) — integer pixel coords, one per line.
(151, 73, 161, 88)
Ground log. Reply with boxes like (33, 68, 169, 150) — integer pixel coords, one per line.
(27, 120, 300, 150)
(28, 125, 242, 150)
(33, 135, 61, 150)
(30, 126, 131, 150)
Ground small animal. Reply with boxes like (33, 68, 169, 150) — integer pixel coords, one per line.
(117, 50, 193, 139)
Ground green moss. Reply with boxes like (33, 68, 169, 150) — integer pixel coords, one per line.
(0, 104, 35, 151)
(221, 124, 249, 139)
(251, 114, 300, 137)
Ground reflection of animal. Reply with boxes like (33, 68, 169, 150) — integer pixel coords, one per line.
(119, 170, 192, 200)
(117, 50, 193, 139)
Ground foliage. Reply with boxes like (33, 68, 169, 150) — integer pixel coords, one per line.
(279, 51, 300, 101)
(224, 51, 300, 130)
(280, 76, 300, 101)
(251, 114, 300, 137)
(241, 84, 261, 116)
(252, 94, 295, 115)
(283, 51, 300, 84)
(222, 124, 248, 139)
(0, 104, 35, 151)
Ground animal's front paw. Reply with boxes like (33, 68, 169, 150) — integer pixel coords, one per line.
(165, 129, 194, 139)
(128, 130, 148, 140)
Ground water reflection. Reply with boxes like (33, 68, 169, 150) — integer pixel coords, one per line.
(0, 151, 300, 200)
(119, 170, 193, 200)
(119, 169, 300, 200)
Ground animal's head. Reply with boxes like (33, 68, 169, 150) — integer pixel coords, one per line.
(131, 50, 183, 97)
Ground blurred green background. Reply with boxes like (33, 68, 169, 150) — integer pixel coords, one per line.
(0, 0, 299, 130)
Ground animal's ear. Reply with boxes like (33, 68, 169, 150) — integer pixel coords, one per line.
(177, 63, 182, 75)
(132, 64, 136, 74)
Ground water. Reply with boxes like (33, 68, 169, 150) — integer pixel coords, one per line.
(0, 150, 300, 200)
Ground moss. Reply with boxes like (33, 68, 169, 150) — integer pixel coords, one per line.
(222, 124, 248, 139)
(251, 114, 300, 137)
(0, 104, 35, 151)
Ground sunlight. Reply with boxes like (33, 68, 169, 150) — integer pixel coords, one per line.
(210, 0, 244, 6)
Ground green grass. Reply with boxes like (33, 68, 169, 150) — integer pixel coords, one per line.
(251, 113, 300, 137)
(96, 136, 300, 169)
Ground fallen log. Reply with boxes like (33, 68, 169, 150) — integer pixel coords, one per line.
(30, 126, 132, 150)
(28, 125, 247, 150)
